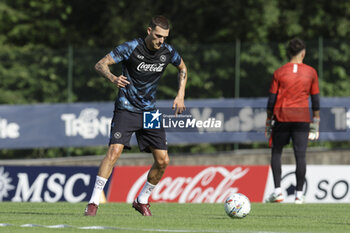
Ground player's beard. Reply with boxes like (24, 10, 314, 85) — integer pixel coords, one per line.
(153, 42, 162, 50)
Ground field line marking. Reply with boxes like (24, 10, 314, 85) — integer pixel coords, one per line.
(0, 223, 288, 233)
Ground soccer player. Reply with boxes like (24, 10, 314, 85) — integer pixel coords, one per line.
(84, 15, 187, 216)
(265, 38, 320, 204)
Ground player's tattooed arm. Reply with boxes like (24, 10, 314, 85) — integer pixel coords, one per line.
(95, 54, 130, 88)
(176, 59, 187, 97)
(178, 70, 187, 86)
(94, 54, 115, 81)
(173, 59, 188, 115)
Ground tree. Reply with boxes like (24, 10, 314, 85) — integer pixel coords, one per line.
(1, 0, 350, 157)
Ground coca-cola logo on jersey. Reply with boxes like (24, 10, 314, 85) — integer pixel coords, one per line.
(127, 167, 249, 203)
(137, 62, 165, 72)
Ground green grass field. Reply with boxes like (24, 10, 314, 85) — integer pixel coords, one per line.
(0, 202, 349, 233)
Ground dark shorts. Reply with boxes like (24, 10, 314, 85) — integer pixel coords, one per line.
(272, 121, 310, 151)
(109, 109, 167, 153)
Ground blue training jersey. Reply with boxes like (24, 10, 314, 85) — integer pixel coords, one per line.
(109, 38, 182, 112)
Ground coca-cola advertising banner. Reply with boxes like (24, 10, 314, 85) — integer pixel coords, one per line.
(107, 165, 269, 203)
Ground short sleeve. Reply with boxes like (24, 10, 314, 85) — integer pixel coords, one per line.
(164, 44, 182, 66)
(110, 39, 139, 63)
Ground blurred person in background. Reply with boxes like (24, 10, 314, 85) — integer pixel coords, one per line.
(265, 38, 320, 204)
(84, 15, 187, 216)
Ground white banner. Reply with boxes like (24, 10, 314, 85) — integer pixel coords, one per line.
(264, 165, 350, 203)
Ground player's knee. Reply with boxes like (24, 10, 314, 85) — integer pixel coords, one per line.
(158, 157, 169, 169)
(155, 153, 169, 168)
(162, 155, 170, 167)
(106, 144, 123, 163)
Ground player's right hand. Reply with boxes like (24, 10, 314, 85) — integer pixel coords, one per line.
(172, 96, 186, 116)
(113, 75, 130, 88)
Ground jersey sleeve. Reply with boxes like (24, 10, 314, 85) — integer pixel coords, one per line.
(268, 72, 279, 94)
(110, 39, 139, 63)
(165, 44, 182, 66)
(310, 68, 320, 95)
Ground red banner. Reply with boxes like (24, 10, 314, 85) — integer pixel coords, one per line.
(107, 165, 269, 203)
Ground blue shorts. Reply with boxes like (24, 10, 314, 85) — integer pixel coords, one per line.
(109, 109, 167, 153)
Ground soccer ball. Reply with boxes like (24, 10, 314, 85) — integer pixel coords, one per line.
(224, 193, 251, 218)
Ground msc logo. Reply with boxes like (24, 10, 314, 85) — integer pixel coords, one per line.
(143, 110, 162, 129)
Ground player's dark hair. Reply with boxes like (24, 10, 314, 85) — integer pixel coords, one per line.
(149, 15, 169, 30)
(287, 38, 306, 58)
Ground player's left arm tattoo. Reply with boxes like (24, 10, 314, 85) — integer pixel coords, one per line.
(172, 59, 187, 115)
(178, 70, 187, 88)
(176, 59, 187, 98)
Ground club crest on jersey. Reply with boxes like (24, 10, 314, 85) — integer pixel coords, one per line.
(160, 55, 166, 62)
(137, 62, 165, 72)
